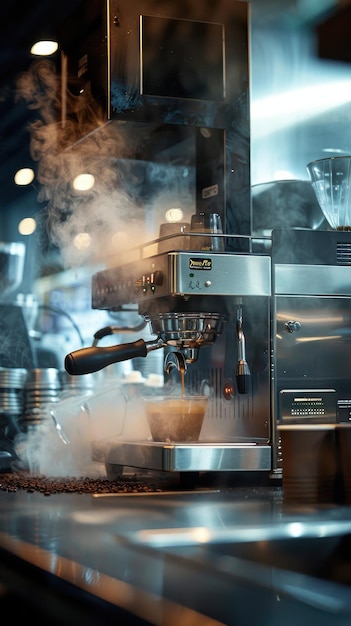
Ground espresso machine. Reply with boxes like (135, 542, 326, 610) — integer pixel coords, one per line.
(64, 238, 273, 480)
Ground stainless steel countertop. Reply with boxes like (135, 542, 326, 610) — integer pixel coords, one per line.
(0, 474, 351, 625)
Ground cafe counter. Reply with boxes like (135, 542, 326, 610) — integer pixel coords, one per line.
(0, 471, 351, 625)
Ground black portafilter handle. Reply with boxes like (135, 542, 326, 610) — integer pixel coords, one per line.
(64, 338, 148, 375)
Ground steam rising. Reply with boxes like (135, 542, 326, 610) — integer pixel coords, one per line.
(14, 383, 145, 477)
(15, 420, 96, 477)
(14, 59, 182, 476)
(16, 58, 193, 270)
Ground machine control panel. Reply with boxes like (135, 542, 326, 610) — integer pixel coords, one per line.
(136, 270, 164, 294)
(92, 255, 170, 308)
(279, 389, 336, 423)
(92, 251, 271, 309)
(337, 399, 351, 423)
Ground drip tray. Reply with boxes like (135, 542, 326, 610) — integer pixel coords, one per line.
(92, 439, 272, 473)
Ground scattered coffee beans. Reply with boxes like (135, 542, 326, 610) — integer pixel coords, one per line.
(0, 472, 164, 495)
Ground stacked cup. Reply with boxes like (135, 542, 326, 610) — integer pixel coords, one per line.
(335, 423, 351, 504)
(22, 368, 62, 429)
(277, 424, 338, 505)
(0, 368, 27, 439)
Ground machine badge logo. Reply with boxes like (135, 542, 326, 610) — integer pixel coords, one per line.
(189, 257, 212, 270)
(202, 183, 218, 199)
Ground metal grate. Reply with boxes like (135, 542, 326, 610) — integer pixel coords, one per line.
(336, 242, 351, 265)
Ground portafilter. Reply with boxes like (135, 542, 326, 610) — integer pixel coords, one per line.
(64, 311, 227, 376)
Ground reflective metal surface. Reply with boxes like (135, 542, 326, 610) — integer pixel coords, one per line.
(1, 484, 351, 624)
(92, 440, 272, 473)
(272, 230, 351, 429)
(91, 251, 272, 310)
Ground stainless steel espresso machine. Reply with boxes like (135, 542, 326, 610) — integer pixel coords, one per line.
(65, 238, 273, 479)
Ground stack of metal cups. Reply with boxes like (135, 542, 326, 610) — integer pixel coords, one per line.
(0, 368, 27, 470)
(21, 368, 62, 430)
(0, 367, 27, 438)
(59, 370, 95, 398)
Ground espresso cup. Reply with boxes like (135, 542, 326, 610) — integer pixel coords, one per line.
(277, 424, 338, 505)
(335, 423, 351, 504)
(144, 395, 208, 442)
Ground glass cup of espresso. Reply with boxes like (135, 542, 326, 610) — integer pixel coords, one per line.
(144, 395, 208, 442)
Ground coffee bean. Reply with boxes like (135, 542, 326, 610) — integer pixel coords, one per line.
(0, 472, 166, 494)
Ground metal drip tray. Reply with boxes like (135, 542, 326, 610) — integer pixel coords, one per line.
(92, 439, 271, 473)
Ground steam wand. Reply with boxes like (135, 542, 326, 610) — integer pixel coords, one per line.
(92, 321, 148, 346)
(235, 308, 251, 394)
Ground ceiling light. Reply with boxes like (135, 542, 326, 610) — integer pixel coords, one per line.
(73, 173, 95, 191)
(165, 207, 184, 223)
(74, 233, 91, 250)
(14, 168, 35, 186)
(18, 218, 37, 236)
(30, 40, 59, 56)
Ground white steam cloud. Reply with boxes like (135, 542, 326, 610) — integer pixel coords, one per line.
(14, 383, 151, 478)
(13, 58, 187, 477)
(15, 58, 194, 270)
